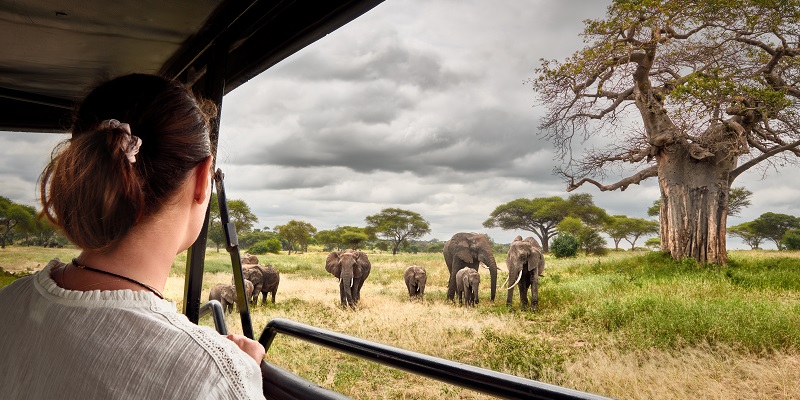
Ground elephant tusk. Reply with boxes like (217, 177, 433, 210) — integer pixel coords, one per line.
(350, 278, 354, 288)
(482, 264, 489, 270)
(507, 270, 523, 290)
(500, 275, 509, 289)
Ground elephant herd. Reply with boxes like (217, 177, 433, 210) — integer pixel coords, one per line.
(323, 232, 545, 311)
(209, 254, 281, 313)
(210, 233, 545, 312)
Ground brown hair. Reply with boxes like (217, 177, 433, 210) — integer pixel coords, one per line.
(40, 74, 215, 252)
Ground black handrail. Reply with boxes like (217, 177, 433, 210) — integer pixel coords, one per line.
(199, 300, 228, 335)
(259, 318, 613, 400)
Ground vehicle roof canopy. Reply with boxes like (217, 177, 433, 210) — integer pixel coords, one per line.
(0, 0, 383, 133)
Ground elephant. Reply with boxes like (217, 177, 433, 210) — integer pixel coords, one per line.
(209, 280, 254, 313)
(241, 253, 259, 265)
(326, 249, 371, 308)
(455, 267, 480, 307)
(403, 265, 427, 299)
(239, 264, 280, 305)
(443, 232, 498, 302)
(504, 236, 545, 311)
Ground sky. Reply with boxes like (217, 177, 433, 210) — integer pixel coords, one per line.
(2, 0, 799, 248)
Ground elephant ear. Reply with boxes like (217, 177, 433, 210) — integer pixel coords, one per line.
(353, 250, 371, 278)
(325, 251, 342, 278)
(452, 238, 474, 263)
(528, 249, 544, 272)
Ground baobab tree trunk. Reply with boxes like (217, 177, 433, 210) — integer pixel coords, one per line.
(657, 143, 732, 265)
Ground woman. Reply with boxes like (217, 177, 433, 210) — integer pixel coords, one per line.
(0, 74, 265, 399)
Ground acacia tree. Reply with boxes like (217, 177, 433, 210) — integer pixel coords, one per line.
(206, 194, 259, 251)
(0, 197, 35, 248)
(728, 221, 764, 250)
(275, 220, 317, 254)
(750, 212, 800, 250)
(365, 208, 431, 255)
(533, 0, 800, 264)
(483, 194, 608, 252)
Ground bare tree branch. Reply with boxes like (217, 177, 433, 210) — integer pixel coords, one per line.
(565, 165, 659, 192)
(731, 138, 800, 180)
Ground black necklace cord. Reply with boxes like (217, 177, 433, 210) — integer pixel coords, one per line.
(71, 258, 164, 299)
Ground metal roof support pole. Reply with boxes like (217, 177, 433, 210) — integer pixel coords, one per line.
(183, 42, 228, 323)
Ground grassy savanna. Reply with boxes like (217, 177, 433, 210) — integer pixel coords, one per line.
(3, 248, 800, 399)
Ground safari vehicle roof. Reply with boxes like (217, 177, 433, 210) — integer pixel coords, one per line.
(0, 0, 384, 133)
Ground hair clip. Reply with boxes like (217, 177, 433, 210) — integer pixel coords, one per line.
(100, 119, 142, 163)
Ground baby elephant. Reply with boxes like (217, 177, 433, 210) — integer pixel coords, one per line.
(404, 265, 427, 300)
(241, 264, 281, 305)
(209, 280, 254, 313)
(455, 267, 480, 307)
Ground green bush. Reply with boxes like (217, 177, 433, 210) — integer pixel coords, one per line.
(580, 228, 608, 256)
(551, 233, 579, 258)
(782, 229, 800, 250)
(249, 238, 282, 254)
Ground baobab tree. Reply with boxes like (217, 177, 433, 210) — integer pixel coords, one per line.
(532, 0, 800, 264)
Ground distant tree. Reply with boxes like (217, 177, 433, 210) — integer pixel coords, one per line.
(484, 194, 608, 252)
(207, 194, 259, 251)
(249, 238, 282, 255)
(365, 208, 431, 255)
(533, 1, 800, 264)
(558, 216, 607, 255)
(727, 188, 753, 218)
(425, 241, 445, 253)
(315, 226, 372, 251)
(239, 230, 275, 250)
(0, 197, 36, 248)
(750, 213, 800, 250)
(605, 215, 659, 251)
(314, 229, 340, 251)
(275, 220, 317, 254)
(728, 221, 764, 250)
(645, 237, 661, 250)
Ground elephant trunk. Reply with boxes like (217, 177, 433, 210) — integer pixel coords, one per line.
(482, 253, 498, 301)
(340, 271, 355, 307)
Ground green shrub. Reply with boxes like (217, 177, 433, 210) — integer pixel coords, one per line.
(249, 238, 282, 254)
(782, 229, 800, 250)
(551, 233, 579, 258)
(580, 228, 608, 256)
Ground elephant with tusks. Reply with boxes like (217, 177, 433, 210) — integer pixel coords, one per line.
(443, 232, 498, 303)
(403, 265, 427, 300)
(503, 236, 545, 311)
(326, 249, 371, 308)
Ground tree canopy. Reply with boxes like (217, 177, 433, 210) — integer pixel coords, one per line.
(728, 221, 765, 250)
(207, 194, 259, 251)
(605, 215, 659, 251)
(275, 220, 317, 254)
(0, 196, 35, 249)
(750, 212, 800, 250)
(532, 0, 800, 264)
(365, 208, 431, 255)
(483, 194, 608, 252)
(315, 226, 372, 251)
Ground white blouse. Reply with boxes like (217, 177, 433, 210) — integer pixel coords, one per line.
(0, 259, 265, 400)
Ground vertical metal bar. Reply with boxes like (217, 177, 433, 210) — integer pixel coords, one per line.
(183, 41, 226, 323)
(214, 169, 254, 339)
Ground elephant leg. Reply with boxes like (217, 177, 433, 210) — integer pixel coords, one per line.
(530, 274, 539, 311)
(519, 278, 529, 309)
(447, 259, 467, 301)
(270, 289, 277, 304)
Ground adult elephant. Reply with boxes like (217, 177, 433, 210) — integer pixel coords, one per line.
(240, 264, 280, 305)
(504, 236, 545, 311)
(326, 249, 371, 308)
(443, 232, 498, 302)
